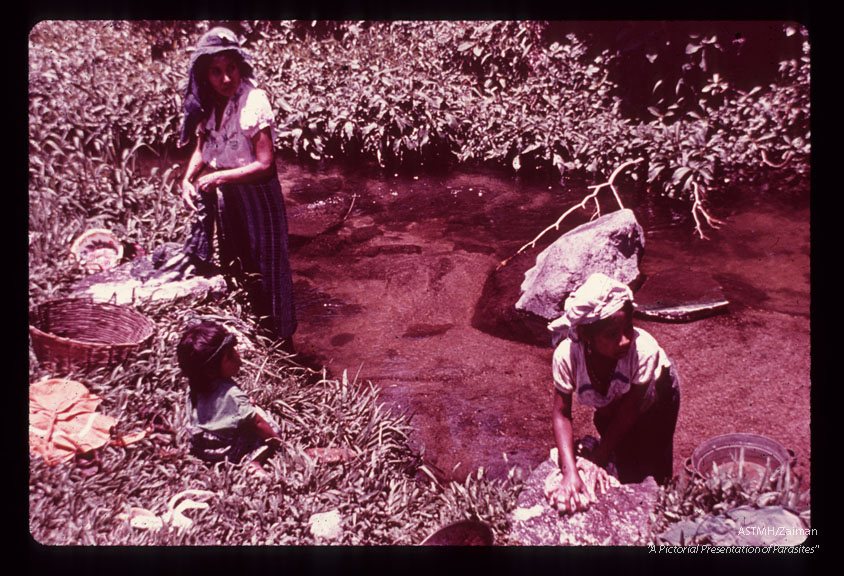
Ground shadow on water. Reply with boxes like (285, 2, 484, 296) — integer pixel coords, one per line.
(279, 161, 811, 482)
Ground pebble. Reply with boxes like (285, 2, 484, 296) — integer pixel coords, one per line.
(309, 509, 343, 540)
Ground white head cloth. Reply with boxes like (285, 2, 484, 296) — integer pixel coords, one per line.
(547, 273, 634, 346)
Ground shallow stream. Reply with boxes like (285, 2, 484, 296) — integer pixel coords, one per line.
(278, 162, 811, 484)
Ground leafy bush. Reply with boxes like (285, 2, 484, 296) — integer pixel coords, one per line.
(625, 23, 811, 201)
(249, 21, 808, 225)
(32, 20, 807, 224)
(28, 21, 198, 301)
(248, 21, 476, 171)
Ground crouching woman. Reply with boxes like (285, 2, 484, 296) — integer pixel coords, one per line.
(548, 273, 680, 513)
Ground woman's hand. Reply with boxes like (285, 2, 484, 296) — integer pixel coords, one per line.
(181, 178, 199, 211)
(546, 469, 593, 514)
(577, 456, 619, 497)
(187, 128, 274, 195)
(181, 139, 205, 211)
(196, 172, 221, 194)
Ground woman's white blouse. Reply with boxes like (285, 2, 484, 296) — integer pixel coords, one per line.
(200, 79, 275, 170)
(552, 327, 672, 409)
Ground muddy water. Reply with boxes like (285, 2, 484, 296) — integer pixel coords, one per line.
(279, 163, 811, 486)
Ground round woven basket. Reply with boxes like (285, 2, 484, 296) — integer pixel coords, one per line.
(69, 228, 123, 273)
(29, 298, 155, 373)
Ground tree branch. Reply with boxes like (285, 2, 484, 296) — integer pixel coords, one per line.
(691, 181, 727, 240)
(497, 158, 643, 269)
(761, 149, 792, 168)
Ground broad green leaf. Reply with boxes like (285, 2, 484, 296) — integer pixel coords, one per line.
(671, 166, 693, 185)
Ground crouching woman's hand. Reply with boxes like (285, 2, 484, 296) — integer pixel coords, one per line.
(546, 468, 593, 513)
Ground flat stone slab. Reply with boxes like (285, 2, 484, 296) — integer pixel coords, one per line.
(634, 268, 729, 322)
(284, 177, 353, 243)
(286, 196, 351, 240)
(509, 455, 660, 546)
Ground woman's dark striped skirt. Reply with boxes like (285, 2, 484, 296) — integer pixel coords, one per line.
(184, 177, 297, 340)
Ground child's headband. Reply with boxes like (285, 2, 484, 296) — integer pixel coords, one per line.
(202, 333, 237, 367)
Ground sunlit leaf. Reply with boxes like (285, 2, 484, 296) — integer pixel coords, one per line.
(343, 121, 355, 141)
(671, 166, 693, 186)
(521, 143, 540, 156)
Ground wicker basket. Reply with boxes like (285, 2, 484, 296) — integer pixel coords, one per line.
(29, 298, 155, 373)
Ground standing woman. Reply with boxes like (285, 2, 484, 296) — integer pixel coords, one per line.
(178, 27, 297, 351)
(547, 273, 680, 513)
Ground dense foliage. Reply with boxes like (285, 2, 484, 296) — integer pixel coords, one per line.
(246, 20, 810, 205)
(649, 461, 810, 545)
(29, 20, 810, 287)
(28, 20, 810, 546)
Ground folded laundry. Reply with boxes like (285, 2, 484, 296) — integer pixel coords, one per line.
(29, 378, 117, 466)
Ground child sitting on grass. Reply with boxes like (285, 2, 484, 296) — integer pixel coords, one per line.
(177, 320, 283, 475)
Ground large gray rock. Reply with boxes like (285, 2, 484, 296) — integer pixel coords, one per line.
(509, 455, 660, 546)
(516, 209, 645, 320)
